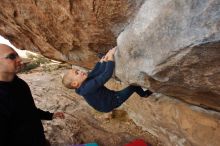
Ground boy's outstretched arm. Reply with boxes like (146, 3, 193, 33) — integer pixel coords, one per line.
(89, 54, 107, 78)
(79, 47, 117, 95)
(79, 61, 115, 95)
(89, 47, 116, 77)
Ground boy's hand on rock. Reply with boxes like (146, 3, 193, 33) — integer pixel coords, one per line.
(105, 46, 117, 61)
(110, 47, 117, 54)
(100, 55, 109, 62)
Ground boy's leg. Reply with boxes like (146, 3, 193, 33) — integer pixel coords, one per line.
(118, 85, 152, 97)
(113, 85, 143, 108)
(113, 85, 153, 109)
(113, 86, 137, 108)
(132, 86, 153, 97)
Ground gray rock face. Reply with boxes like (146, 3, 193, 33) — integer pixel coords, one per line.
(115, 0, 220, 111)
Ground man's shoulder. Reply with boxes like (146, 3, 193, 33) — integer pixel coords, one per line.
(0, 86, 11, 107)
(0, 81, 11, 97)
(0, 88, 9, 97)
(15, 76, 28, 85)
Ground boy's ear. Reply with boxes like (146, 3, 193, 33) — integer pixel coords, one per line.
(71, 81, 79, 88)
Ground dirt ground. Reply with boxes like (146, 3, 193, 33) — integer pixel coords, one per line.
(19, 65, 161, 146)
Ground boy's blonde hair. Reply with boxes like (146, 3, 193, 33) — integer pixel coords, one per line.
(62, 70, 76, 89)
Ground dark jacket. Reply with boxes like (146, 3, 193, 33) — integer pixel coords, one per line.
(76, 61, 116, 112)
(0, 76, 53, 146)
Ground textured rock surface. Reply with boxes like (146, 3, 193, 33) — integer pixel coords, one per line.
(123, 93, 220, 146)
(0, 0, 143, 68)
(115, 0, 220, 111)
(1, 0, 220, 146)
(106, 80, 220, 146)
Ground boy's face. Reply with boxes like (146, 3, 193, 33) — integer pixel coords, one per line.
(69, 68, 88, 85)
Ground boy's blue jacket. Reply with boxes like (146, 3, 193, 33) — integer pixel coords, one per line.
(76, 61, 116, 112)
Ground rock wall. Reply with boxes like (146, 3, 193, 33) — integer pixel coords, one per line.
(106, 80, 220, 146)
(0, 0, 220, 146)
(115, 0, 220, 111)
(123, 93, 220, 146)
(0, 0, 143, 68)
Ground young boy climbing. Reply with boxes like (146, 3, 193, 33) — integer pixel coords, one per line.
(62, 47, 153, 112)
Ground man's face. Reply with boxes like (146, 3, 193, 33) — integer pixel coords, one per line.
(69, 68, 88, 84)
(0, 44, 22, 74)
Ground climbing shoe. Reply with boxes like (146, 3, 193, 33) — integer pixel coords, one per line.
(142, 90, 153, 98)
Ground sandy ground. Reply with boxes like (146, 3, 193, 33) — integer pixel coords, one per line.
(19, 66, 161, 146)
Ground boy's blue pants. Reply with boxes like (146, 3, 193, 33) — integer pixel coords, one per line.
(113, 85, 150, 109)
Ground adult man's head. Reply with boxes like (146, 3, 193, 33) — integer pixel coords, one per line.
(62, 68, 88, 89)
(0, 44, 22, 81)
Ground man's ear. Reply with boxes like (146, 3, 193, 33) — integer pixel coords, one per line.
(71, 81, 79, 88)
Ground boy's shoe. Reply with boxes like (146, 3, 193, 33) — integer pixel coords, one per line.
(142, 90, 153, 98)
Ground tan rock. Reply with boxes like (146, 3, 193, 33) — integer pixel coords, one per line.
(0, 0, 142, 68)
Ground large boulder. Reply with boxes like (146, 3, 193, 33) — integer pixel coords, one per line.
(115, 0, 220, 111)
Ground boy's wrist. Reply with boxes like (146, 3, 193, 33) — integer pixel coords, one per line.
(108, 56, 114, 61)
(108, 58, 114, 61)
